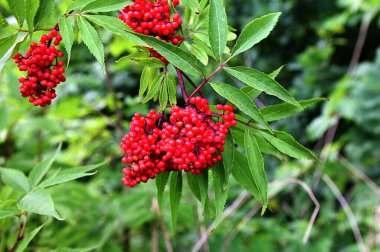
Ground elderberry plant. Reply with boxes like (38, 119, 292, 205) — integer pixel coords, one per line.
(0, 0, 324, 244)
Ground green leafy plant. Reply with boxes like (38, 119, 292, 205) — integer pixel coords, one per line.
(0, 0, 329, 250)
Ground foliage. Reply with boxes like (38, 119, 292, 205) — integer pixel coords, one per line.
(0, 0, 379, 251)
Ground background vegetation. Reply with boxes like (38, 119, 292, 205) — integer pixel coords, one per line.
(1, 0, 380, 251)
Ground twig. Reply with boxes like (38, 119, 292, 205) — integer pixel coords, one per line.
(188, 59, 230, 101)
(176, 68, 188, 101)
(338, 155, 379, 194)
(197, 202, 209, 252)
(182, 72, 205, 98)
(322, 174, 368, 252)
(221, 205, 261, 252)
(348, 12, 372, 74)
(9, 213, 28, 252)
(192, 190, 251, 252)
(104, 64, 124, 136)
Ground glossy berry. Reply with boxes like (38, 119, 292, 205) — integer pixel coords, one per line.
(120, 98, 236, 187)
(13, 28, 65, 107)
(119, 0, 184, 64)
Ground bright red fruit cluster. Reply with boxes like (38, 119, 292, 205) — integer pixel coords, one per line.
(119, 0, 184, 64)
(13, 29, 65, 107)
(120, 97, 236, 187)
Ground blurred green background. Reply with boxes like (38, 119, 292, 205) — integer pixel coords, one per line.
(1, 0, 380, 251)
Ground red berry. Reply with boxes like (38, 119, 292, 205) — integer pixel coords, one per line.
(13, 29, 66, 107)
(120, 98, 236, 187)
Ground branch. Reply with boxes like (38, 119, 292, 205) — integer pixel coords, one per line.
(188, 60, 228, 101)
(176, 68, 188, 101)
(322, 174, 368, 252)
(105, 64, 124, 136)
(9, 213, 28, 252)
(182, 72, 205, 98)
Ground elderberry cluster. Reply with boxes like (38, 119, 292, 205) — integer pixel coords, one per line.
(119, 0, 184, 64)
(120, 97, 236, 187)
(13, 29, 66, 107)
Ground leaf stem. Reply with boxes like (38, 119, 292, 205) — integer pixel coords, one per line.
(9, 212, 28, 252)
(182, 72, 205, 98)
(187, 58, 231, 101)
(176, 68, 188, 101)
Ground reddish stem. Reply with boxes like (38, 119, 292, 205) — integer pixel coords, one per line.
(176, 67, 188, 101)
(182, 72, 205, 98)
(188, 62, 226, 101)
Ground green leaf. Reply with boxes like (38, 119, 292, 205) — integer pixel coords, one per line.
(184, 42, 208, 66)
(241, 86, 261, 99)
(139, 67, 157, 99)
(212, 162, 229, 226)
(0, 168, 30, 193)
(269, 65, 284, 79)
(209, 0, 228, 62)
(0, 33, 18, 57)
(34, 0, 54, 28)
(0, 206, 18, 219)
(166, 71, 177, 105)
(6, 0, 25, 27)
(134, 33, 203, 76)
(260, 130, 320, 163)
(261, 98, 327, 122)
(82, 0, 129, 13)
(78, 16, 105, 69)
(192, 34, 214, 58)
(231, 151, 260, 199)
(159, 81, 168, 112)
(186, 171, 209, 210)
(142, 72, 164, 103)
(29, 144, 61, 188)
(18, 189, 63, 220)
(15, 225, 44, 252)
(244, 128, 268, 213)
(86, 15, 145, 45)
(25, 0, 40, 33)
(0, 33, 28, 73)
(225, 67, 301, 108)
(232, 12, 281, 56)
(156, 172, 170, 210)
(169, 171, 182, 231)
(0, 13, 8, 27)
(211, 82, 272, 133)
(0, 200, 19, 219)
(117, 53, 165, 68)
(222, 135, 234, 189)
(68, 0, 96, 11)
(38, 161, 104, 188)
(187, 173, 201, 202)
(181, 0, 199, 11)
(58, 16, 74, 65)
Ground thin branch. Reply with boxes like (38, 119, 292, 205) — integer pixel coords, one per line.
(182, 72, 205, 98)
(221, 205, 261, 252)
(348, 12, 372, 74)
(105, 64, 124, 136)
(176, 68, 188, 101)
(192, 190, 251, 252)
(322, 174, 368, 252)
(9, 213, 28, 252)
(338, 155, 380, 195)
(197, 202, 209, 252)
(188, 60, 229, 101)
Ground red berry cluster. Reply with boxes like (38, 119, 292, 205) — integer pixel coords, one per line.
(119, 0, 184, 64)
(120, 97, 236, 187)
(13, 29, 66, 107)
